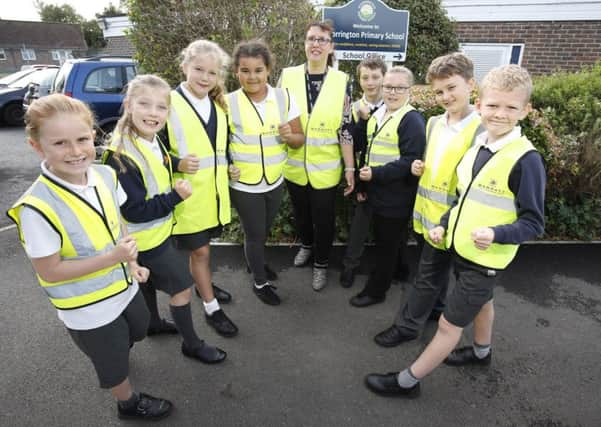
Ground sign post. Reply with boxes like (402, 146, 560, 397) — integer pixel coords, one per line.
(322, 0, 410, 63)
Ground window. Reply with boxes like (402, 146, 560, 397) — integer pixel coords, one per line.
(51, 49, 73, 63)
(51, 50, 60, 61)
(125, 66, 136, 83)
(20, 48, 36, 61)
(460, 43, 524, 82)
(84, 66, 124, 93)
(0, 49, 6, 60)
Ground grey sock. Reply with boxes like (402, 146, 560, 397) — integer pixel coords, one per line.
(397, 368, 419, 388)
(170, 303, 202, 349)
(473, 342, 491, 359)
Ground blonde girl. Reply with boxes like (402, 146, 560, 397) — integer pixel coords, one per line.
(163, 39, 238, 337)
(103, 74, 227, 363)
(8, 94, 172, 420)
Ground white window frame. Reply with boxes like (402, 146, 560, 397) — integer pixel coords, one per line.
(20, 48, 36, 61)
(0, 49, 6, 60)
(460, 43, 524, 82)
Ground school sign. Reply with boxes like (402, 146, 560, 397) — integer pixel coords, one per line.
(323, 0, 410, 62)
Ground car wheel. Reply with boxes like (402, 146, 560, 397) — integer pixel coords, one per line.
(3, 102, 24, 126)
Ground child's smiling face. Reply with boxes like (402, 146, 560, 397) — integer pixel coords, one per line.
(477, 86, 531, 143)
(31, 112, 96, 185)
(126, 87, 170, 141)
(182, 54, 220, 100)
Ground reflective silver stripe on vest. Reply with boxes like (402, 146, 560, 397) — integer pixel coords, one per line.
(127, 216, 171, 233)
(305, 137, 339, 147)
(232, 133, 261, 146)
(168, 109, 189, 157)
(371, 140, 394, 148)
(273, 89, 287, 124)
(216, 156, 228, 166)
(265, 151, 287, 165)
(44, 265, 125, 299)
(121, 138, 160, 196)
(466, 188, 517, 212)
(417, 185, 457, 206)
(230, 151, 261, 163)
(287, 158, 304, 168)
(228, 91, 245, 135)
(306, 159, 341, 173)
(197, 156, 215, 169)
(369, 153, 399, 164)
(413, 211, 438, 230)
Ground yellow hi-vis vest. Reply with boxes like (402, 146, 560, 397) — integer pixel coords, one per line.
(167, 90, 231, 234)
(280, 64, 347, 189)
(351, 98, 368, 123)
(103, 133, 174, 252)
(445, 137, 536, 269)
(7, 165, 131, 310)
(365, 104, 414, 167)
(226, 88, 289, 185)
(413, 114, 483, 248)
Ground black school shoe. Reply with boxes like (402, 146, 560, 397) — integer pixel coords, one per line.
(117, 393, 173, 420)
(253, 283, 280, 305)
(194, 283, 232, 304)
(373, 325, 417, 348)
(181, 341, 226, 364)
(339, 267, 356, 288)
(205, 309, 239, 337)
(247, 264, 278, 281)
(444, 346, 492, 366)
(147, 318, 178, 336)
(364, 373, 421, 398)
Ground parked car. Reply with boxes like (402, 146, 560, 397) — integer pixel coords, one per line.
(0, 65, 55, 88)
(0, 66, 59, 125)
(23, 68, 60, 113)
(52, 56, 137, 143)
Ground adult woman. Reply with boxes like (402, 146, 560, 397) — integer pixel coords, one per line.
(279, 21, 355, 291)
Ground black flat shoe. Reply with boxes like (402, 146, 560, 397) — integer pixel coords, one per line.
(205, 309, 238, 337)
(253, 283, 280, 306)
(364, 373, 421, 398)
(194, 283, 232, 304)
(181, 341, 226, 364)
(117, 393, 173, 420)
(444, 346, 492, 366)
(374, 325, 417, 348)
(147, 318, 178, 336)
(350, 292, 385, 308)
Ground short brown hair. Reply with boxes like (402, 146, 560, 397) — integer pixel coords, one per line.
(356, 58, 387, 79)
(480, 64, 533, 102)
(25, 93, 94, 142)
(387, 66, 414, 86)
(426, 52, 474, 83)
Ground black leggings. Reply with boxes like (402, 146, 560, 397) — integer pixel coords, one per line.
(285, 180, 337, 265)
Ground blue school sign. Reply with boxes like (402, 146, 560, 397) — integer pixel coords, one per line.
(323, 0, 410, 62)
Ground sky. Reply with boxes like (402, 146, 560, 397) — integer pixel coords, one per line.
(1, 0, 122, 22)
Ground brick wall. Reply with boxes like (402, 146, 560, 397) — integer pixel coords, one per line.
(456, 21, 601, 75)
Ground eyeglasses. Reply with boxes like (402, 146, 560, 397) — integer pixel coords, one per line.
(382, 85, 410, 94)
(305, 37, 332, 46)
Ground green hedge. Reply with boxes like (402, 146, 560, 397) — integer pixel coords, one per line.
(222, 62, 601, 242)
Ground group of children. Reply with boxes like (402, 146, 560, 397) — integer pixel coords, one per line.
(7, 21, 545, 420)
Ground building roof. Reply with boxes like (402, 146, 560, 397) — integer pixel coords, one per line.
(0, 20, 87, 49)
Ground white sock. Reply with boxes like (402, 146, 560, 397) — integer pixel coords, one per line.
(473, 342, 491, 359)
(203, 298, 220, 315)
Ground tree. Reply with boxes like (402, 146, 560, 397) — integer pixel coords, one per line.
(36, 1, 106, 49)
(96, 2, 126, 18)
(327, 0, 459, 83)
(126, 0, 317, 88)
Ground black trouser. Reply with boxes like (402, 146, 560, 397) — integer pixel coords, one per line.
(394, 242, 450, 333)
(286, 180, 337, 265)
(362, 213, 409, 298)
(230, 183, 285, 285)
(342, 201, 372, 270)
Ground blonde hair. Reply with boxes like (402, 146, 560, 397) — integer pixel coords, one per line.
(387, 66, 415, 86)
(25, 94, 94, 142)
(112, 74, 171, 173)
(480, 64, 533, 101)
(426, 52, 474, 83)
(180, 39, 230, 111)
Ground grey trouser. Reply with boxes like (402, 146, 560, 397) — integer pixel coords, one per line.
(394, 242, 450, 333)
(230, 183, 284, 285)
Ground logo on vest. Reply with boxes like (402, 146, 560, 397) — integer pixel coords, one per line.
(478, 179, 504, 195)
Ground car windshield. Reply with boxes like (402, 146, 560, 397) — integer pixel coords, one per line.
(0, 69, 36, 86)
(8, 69, 56, 88)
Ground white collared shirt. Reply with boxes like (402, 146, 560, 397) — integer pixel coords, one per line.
(474, 126, 523, 153)
(19, 162, 137, 330)
(430, 109, 480, 173)
(372, 101, 409, 127)
(361, 95, 384, 112)
(180, 83, 212, 123)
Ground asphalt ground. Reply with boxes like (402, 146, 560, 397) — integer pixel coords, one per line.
(1, 234, 600, 426)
